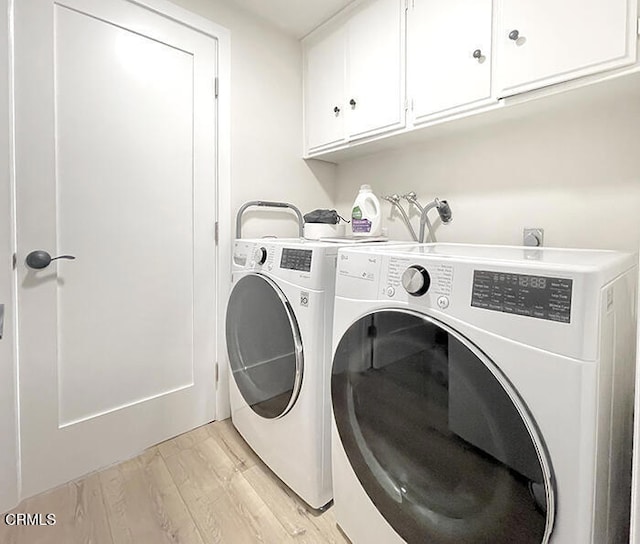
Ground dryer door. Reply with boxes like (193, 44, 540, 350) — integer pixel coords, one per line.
(332, 309, 555, 544)
(226, 274, 303, 419)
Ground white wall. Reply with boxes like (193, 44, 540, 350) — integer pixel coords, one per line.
(170, 0, 337, 239)
(335, 85, 640, 251)
(0, 0, 19, 515)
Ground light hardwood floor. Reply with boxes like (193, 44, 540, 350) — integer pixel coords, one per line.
(0, 419, 350, 544)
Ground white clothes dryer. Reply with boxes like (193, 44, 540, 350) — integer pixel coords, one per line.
(226, 238, 393, 509)
(330, 243, 637, 543)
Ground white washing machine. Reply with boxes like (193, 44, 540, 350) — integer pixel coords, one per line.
(226, 237, 390, 509)
(330, 243, 637, 544)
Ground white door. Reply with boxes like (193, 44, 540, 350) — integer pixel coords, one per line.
(346, 0, 405, 140)
(496, 0, 636, 97)
(15, 0, 218, 498)
(304, 24, 347, 152)
(408, 0, 493, 123)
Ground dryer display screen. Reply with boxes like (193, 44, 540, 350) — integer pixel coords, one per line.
(280, 248, 312, 272)
(471, 270, 572, 323)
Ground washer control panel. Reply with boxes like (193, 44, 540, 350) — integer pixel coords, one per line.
(231, 242, 274, 270)
(471, 270, 572, 323)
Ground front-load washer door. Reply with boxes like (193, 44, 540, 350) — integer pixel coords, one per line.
(226, 274, 303, 419)
(332, 309, 555, 544)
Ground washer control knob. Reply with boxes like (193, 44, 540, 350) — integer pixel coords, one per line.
(401, 266, 431, 296)
(386, 286, 396, 297)
(437, 296, 450, 309)
(254, 247, 267, 265)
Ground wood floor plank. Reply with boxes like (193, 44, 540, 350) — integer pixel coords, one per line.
(225, 472, 296, 544)
(197, 437, 294, 543)
(164, 440, 259, 543)
(100, 448, 204, 544)
(243, 462, 349, 544)
(162, 442, 228, 499)
(205, 420, 347, 542)
(0, 472, 113, 544)
(205, 419, 260, 473)
(157, 424, 212, 459)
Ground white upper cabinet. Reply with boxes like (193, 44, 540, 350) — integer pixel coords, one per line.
(304, 25, 346, 152)
(407, 0, 494, 123)
(346, 0, 405, 139)
(496, 0, 637, 97)
(303, 0, 404, 153)
(303, 0, 639, 159)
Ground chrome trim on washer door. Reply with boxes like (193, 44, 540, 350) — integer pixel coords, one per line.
(331, 308, 555, 544)
(226, 273, 304, 419)
(268, 275, 305, 418)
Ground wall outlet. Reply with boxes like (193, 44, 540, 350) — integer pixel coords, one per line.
(523, 228, 544, 247)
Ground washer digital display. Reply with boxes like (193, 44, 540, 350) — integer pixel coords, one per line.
(471, 270, 572, 323)
(280, 248, 312, 272)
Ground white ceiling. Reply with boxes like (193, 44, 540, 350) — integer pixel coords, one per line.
(228, 0, 354, 38)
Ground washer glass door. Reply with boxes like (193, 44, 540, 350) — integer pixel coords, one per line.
(332, 310, 554, 544)
(226, 274, 303, 419)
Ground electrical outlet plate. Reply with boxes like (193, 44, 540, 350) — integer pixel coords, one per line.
(523, 228, 544, 247)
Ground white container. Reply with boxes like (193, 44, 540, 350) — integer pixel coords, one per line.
(303, 223, 345, 240)
(351, 184, 382, 237)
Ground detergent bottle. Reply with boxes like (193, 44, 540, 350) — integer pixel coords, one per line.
(351, 185, 382, 237)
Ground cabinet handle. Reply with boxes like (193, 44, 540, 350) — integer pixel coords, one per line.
(333, 106, 340, 114)
(349, 98, 357, 109)
(472, 49, 482, 60)
(508, 29, 520, 41)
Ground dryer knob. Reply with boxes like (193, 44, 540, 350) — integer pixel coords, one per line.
(402, 265, 431, 296)
(254, 247, 267, 265)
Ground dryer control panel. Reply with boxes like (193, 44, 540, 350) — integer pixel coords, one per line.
(471, 270, 573, 323)
(280, 248, 312, 272)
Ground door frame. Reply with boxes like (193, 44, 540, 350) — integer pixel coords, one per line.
(3, 0, 231, 509)
(0, 0, 18, 516)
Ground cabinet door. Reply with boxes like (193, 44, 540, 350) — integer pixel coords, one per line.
(497, 0, 636, 97)
(346, 0, 405, 140)
(408, 0, 493, 122)
(304, 25, 346, 151)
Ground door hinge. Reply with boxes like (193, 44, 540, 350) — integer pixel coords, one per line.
(12, 253, 16, 269)
(214, 77, 219, 98)
(215, 221, 219, 245)
(404, 98, 409, 111)
(637, 17, 640, 36)
(215, 362, 219, 385)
